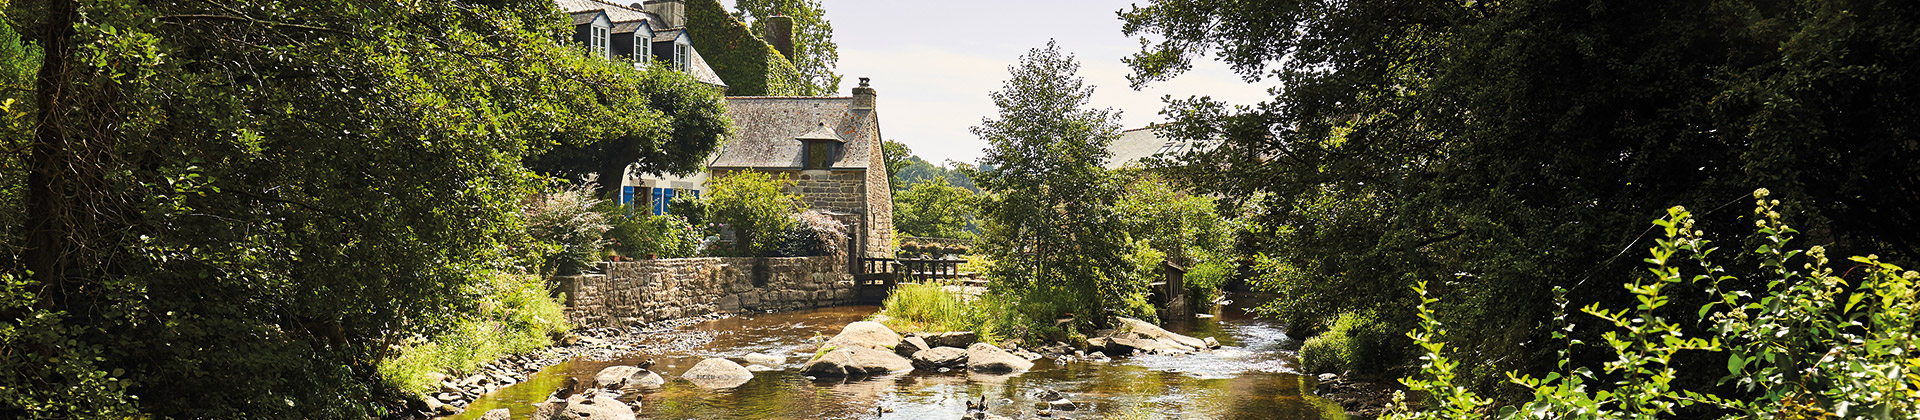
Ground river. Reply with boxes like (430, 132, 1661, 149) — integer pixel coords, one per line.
(446, 294, 1346, 419)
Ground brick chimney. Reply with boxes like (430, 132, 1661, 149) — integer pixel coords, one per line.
(765, 15, 795, 64)
(852, 78, 875, 111)
(641, 0, 685, 28)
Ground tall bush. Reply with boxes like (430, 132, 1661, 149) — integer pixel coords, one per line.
(706, 171, 803, 257)
(603, 212, 704, 259)
(1393, 189, 1920, 419)
(524, 186, 610, 275)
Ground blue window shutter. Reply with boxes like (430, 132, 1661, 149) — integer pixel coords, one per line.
(652, 188, 665, 215)
(662, 189, 676, 215)
(620, 186, 635, 205)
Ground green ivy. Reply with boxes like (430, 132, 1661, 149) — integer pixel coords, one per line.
(684, 0, 807, 96)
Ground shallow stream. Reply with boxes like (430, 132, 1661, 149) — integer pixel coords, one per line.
(448, 294, 1344, 419)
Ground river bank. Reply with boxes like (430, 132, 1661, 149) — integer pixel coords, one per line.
(419, 294, 1361, 419)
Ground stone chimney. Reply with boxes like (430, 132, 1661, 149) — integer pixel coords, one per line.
(641, 0, 685, 28)
(852, 78, 875, 111)
(765, 15, 795, 64)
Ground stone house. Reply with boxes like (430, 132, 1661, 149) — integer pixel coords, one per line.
(711, 79, 894, 259)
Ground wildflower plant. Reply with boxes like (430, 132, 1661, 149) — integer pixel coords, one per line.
(1393, 189, 1920, 419)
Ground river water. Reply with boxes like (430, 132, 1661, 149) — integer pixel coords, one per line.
(448, 294, 1345, 420)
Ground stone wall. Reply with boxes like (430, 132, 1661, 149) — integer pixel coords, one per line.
(553, 256, 856, 328)
(792, 170, 865, 214)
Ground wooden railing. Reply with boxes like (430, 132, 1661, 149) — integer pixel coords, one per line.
(859, 257, 963, 280)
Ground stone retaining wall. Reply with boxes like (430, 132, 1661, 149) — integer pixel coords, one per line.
(552, 256, 856, 327)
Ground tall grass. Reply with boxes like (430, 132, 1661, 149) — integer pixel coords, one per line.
(377, 273, 570, 394)
(874, 280, 1079, 345)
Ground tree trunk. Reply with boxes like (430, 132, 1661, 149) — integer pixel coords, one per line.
(23, 0, 80, 310)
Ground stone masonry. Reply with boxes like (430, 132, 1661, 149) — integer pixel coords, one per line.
(552, 255, 856, 328)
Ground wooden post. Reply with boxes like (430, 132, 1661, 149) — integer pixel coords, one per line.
(1162, 261, 1190, 321)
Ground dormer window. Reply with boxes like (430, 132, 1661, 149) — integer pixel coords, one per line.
(674, 42, 690, 72)
(635, 29, 651, 64)
(795, 122, 844, 170)
(591, 25, 610, 59)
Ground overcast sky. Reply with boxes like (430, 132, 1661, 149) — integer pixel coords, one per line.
(732, 0, 1274, 165)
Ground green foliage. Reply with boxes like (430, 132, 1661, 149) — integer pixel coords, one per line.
(706, 171, 804, 257)
(603, 212, 704, 259)
(685, 0, 808, 96)
(523, 56, 733, 198)
(2, 0, 713, 417)
(971, 40, 1140, 332)
(1123, 0, 1920, 393)
(1299, 310, 1407, 376)
(524, 186, 611, 275)
(875, 281, 989, 334)
(377, 273, 569, 394)
(733, 0, 841, 95)
(893, 177, 978, 239)
(1394, 191, 1920, 419)
(882, 140, 913, 183)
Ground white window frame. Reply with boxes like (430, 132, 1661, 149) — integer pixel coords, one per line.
(675, 42, 690, 72)
(591, 26, 610, 59)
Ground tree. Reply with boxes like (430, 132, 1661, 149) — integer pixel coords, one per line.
(1122, 0, 1920, 400)
(893, 177, 977, 239)
(882, 139, 912, 184)
(705, 171, 804, 257)
(971, 41, 1142, 330)
(733, 0, 840, 95)
(2, 0, 702, 417)
(525, 65, 732, 199)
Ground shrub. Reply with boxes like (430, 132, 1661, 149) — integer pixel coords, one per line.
(1298, 310, 1405, 375)
(603, 213, 703, 259)
(706, 171, 803, 257)
(1393, 189, 1920, 419)
(524, 186, 609, 275)
(377, 273, 569, 395)
(777, 210, 849, 258)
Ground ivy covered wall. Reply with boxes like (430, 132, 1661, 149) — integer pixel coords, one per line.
(685, 0, 807, 96)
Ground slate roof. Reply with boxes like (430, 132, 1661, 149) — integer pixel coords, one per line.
(1105, 126, 1216, 169)
(556, 0, 657, 24)
(570, 10, 606, 25)
(652, 28, 685, 42)
(684, 48, 726, 87)
(611, 20, 648, 34)
(712, 97, 874, 170)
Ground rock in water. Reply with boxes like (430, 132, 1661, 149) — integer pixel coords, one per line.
(594, 365, 641, 388)
(802, 345, 914, 377)
(966, 342, 1034, 373)
(681, 358, 755, 389)
(823, 321, 903, 350)
(895, 335, 930, 357)
(1115, 317, 1209, 350)
(744, 353, 786, 367)
(627, 370, 665, 388)
(910, 346, 969, 370)
(478, 408, 511, 420)
(557, 390, 636, 420)
(926, 331, 978, 348)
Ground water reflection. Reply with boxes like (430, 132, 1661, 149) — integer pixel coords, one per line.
(447, 295, 1343, 420)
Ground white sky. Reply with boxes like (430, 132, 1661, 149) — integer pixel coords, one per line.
(731, 0, 1274, 164)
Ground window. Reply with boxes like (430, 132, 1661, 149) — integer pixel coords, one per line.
(591, 26, 609, 59)
(635, 36, 649, 64)
(674, 42, 690, 72)
(805, 142, 834, 169)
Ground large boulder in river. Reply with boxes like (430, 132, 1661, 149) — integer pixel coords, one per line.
(966, 342, 1033, 373)
(824, 321, 903, 350)
(681, 358, 754, 389)
(803, 345, 914, 377)
(925, 331, 978, 348)
(895, 336, 930, 357)
(1115, 317, 1209, 350)
(478, 408, 511, 420)
(911, 346, 969, 370)
(594, 366, 639, 388)
(545, 390, 635, 420)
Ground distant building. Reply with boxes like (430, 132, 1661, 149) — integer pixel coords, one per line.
(710, 79, 894, 259)
(1104, 126, 1217, 170)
